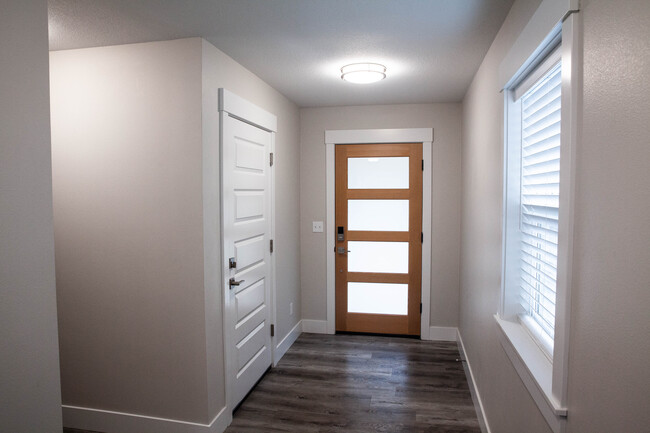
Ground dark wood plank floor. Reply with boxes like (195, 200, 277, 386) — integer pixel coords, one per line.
(226, 333, 480, 433)
(63, 333, 480, 433)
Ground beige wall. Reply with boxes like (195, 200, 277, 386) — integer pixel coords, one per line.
(300, 104, 462, 328)
(566, 0, 650, 430)
(51, 39, 209, 423)
(51, 38, 300, 426)
(460, 0, 650, 432)
(0, 1, 63, 432)
(460, 0, 552, 429)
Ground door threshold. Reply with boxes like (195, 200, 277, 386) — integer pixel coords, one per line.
(335, 331, 421, 339)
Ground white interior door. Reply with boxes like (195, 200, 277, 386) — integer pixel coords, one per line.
(222, 113, 273, 408)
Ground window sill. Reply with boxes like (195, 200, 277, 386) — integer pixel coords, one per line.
(494, 315, 567, 433)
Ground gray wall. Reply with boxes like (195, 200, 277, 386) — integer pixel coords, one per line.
(300, 104, 462, 328)
(0, 1, 63, 432)
(459, 0, 650, 432)
(50, 38, 300, 425)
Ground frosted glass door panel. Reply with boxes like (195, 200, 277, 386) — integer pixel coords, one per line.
(348, 283, 408, 315)
(348, 200, 409, 231)
(348, 241, 408, 273)
(348, 157, 409, 189)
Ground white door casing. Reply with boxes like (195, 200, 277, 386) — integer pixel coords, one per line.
(220, 89, 277, 409)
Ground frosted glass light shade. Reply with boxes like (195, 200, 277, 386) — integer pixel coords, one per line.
(341, 63, 386, 84)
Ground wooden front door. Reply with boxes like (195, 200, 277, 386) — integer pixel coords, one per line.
(335, 143, 422, 335)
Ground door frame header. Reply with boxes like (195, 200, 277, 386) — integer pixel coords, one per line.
(325, 128, 432, 145)
(219, 88, 277, 132)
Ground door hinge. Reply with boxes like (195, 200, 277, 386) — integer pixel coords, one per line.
(270, 152, 274, 167)
(420, 303, 422, 314)
(270, 239, 274, 253)
(421, 232, 424, 243)
(270, 324, 275, 337)
(422, 159, 424, 171)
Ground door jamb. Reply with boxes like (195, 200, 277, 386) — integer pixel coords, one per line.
(219, 89, 278, 413)
(325, 128, 433, 340)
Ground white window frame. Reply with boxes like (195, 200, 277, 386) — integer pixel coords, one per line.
(496, 4, 580, 433)
(504, 43, 562, 359)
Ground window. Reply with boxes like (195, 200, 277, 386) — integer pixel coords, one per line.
(512, 50, 561, 357)
(497, 6, 580, 432)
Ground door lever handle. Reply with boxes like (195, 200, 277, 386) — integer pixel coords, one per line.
(229, 278, 244, 289)
(337, 247, 351, 255)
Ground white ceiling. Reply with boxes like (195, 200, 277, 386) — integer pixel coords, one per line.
(48, 0, 514, 107)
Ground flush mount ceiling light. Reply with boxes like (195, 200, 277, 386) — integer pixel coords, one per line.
(340, 63, 386, 84)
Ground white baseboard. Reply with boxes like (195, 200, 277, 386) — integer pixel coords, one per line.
(301, 319, 328, 334)
(209, 407, 230, 433)
(62, 404, 230, 433)
(457, 330, 491, 433)
(274, 319, 302, 365)
(424, 326, 458, 341)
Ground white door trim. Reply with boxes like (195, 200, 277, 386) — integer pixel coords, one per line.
(325, 128, 433, 339)
(219, 88, 277, 132)
(219, 89, 277, 412)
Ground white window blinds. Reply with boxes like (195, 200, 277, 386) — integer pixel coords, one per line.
(518, 61, 561, 345)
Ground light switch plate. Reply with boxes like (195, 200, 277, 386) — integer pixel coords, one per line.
(312, 221, 324, 233)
